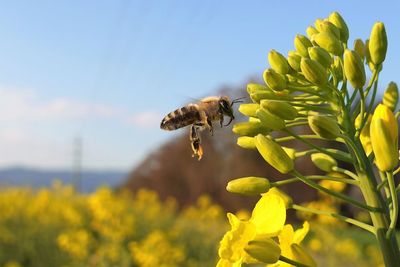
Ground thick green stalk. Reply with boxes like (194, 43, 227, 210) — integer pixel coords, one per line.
(351, 135, 400, 266)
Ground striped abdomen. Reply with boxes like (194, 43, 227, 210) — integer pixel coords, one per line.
(160, 104, 201, 130)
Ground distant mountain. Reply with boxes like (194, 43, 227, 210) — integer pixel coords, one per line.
(0, 167, 128, 193)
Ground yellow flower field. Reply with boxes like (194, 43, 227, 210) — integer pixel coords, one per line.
(0, 183, 386, 266)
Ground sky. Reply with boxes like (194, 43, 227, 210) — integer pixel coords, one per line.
(0, 1, 398, 171)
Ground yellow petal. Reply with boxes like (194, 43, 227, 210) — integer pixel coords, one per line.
(250, 193, 286, 235)
(293, 221, 310, 244)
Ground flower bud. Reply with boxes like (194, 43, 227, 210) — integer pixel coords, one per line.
(383, 82, 399, 111)
(331, 56, 343, 81)
(300, 58, 327, 85)
(282, 146, 296, 160)
(314, 18, 324, 31)
(256, 108, 285, 130)
(343, 49, 366, 89)
(328, 11, 349, 43)
(255, 134, 294, 174)
(250, 90, 292, 103)
(268, 50, 290, 74)
(244, 237, 281, 264)
(239, 103, 260, 117)
(308, 114, 341, 140)
(291, 244, 317, 267)
(370, 104, 398, 171)
(369, 22, 387, 65)
(313, 32, 343, 56)
(247, 83, 270, 94)
(294, 34, 312, 57)
(227, 177, 270, 195)
(353, 39, 365, 61)
(358, 114, 372, 155)
(306, 26, 319, 39)
(260, 100, 298, 120)
(233, 121, 270, 136)
(287, 51, 302, 71)
(237, 136, 256, 149)
(316, 21, 340, 40)
(365, 39, 376, 72)
(308, 46, 333, 68)
(263, 69, 287, 91)
(311, 153, 337, 172)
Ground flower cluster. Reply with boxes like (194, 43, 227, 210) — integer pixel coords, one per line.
(225, 11, 400, 267)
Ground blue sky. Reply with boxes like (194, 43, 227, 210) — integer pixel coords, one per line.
(0, 1, 398, 170)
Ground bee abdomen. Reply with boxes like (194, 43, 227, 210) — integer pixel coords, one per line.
(160, 105, 200, 130)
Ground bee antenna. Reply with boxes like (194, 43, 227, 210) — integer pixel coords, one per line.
(231, 97, 246, 106)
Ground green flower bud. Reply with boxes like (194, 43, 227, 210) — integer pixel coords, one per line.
(356, 114, 372, 155)
(238, 103, 260, 117)
(316, 21, 341, 40)
(306, 26, 319, 39)
(314, 18, 324, 31)
(369, 22, 387, 65)
(237, 136, 256, 149)
(331, 56, 343, 81)
(244, 237, 281, 264)
(383, 82, 398, 111)
(370, 104, 398, 171)
(226, 177, 270, 195)
(313, 32, 343, 56)
(353, 39, 365, 61)
(294, 34, 312, 57)
(247, 83, 270, 94)
(287, 51, 302, 71)
(268, 50, 290, 74)
(256, 108, 285, 130)
(343, 49, 366, 89)
(263, 69, 287, 91)
(260, 100, 298, 120)
(308, 113, 341, 140)
(250, 90, 292, 103)
(291, 244, 317, 267)
(308, 46, 333, 68)
(328, 11, 349, 43)
(300, 58, 327, 85)
(311, 153, 337, 172)
(255, 134, 294, 174)
(233, 121, 270, 136)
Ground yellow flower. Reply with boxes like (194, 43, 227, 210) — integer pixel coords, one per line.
(270, 222, 316, 267)
(218, 192, 286, 265)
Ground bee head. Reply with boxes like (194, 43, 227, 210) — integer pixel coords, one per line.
(219, 96, 235, 126)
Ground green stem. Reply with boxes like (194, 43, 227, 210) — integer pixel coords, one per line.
(292, 204, 374, 233)
(285, 130, 352, 163)
(386, 172, 398, 238)
(286, 121, 309, 128)
(355, 86, 366, 138)
(291, 170, 383, 212)
(270, 175, 358, 187)
(378, 171, 391, 199)
(331, 166, 359, 181)
(275, 134, 344, 144)
(279, 255, 311, 267)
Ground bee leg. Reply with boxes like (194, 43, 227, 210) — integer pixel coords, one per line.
(219, 114, 224, 128)
(207, 118, 214, 136)
(190, 125, 203, 160)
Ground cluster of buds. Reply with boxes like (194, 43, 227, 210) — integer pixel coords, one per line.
(222, 10, 400, 267)
(231, 11, 398, 176)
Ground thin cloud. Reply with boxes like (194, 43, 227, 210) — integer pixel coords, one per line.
(129, 111, 163, 129)
(0, 87, 123, 122)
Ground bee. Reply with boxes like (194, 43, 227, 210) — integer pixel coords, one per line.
(160, 96, 243, 160)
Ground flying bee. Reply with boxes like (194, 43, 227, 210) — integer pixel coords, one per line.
(160, 96, 243, 160)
